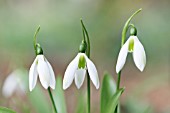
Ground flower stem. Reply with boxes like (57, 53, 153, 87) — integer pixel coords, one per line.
(48, 87, 58, 113)
(33, 26, 41, 50)
(115, 71, 121, 113)
(116, 71, 121, 91)
(115, 8, 142, 113)
(81, 19, 90, 57)
(81, 19, 91, 113)
(87, 75, 91, 113)
(121, 8, 142, 46)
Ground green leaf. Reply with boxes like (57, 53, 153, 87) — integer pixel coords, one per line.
(28, 85, 51, 113)
(53, 75, 67, 113)
(0, 107, 16, 113)
(100, 73, 116, 113)
(143, 107, 152, 113)
(105, 88, 125, 113)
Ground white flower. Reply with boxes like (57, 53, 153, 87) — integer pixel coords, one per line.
(116, 36, 146, 73)
(63, 53, 99, 90)
(2, 69, 28, 98)
(29, 55, 56, 91)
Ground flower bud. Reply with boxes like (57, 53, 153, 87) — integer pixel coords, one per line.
(35, 43, 43, 55)
(79, 40, 87, 53)
(130, 27, 137, 36)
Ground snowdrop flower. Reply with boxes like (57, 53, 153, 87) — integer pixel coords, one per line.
(29, 27, 56, 91)
(2, 69, 28, 98)
(63, 52, 99, 90)
(116, 27, 146, 73)
(29, 54, 56, 91)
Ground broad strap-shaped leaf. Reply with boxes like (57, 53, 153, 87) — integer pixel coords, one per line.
(105, 88, 125, 113)
(100, 73, 116, 113)
(53, 75, 67, 113)
(0, 107, 16, 113)
(28, 85, 51, 113)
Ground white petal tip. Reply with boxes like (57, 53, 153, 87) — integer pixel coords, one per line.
(139, 66, 145, 72)
(75, 82, 81, 89)
(96, 84, 100, 89)
(50, 82, 56, 90)
(63, 86, 67, 90)
(62, 81, 71, 90)
(43, 86, 48, 89)
(76, 86, 81, 89)
(63, 82, 68, 90)
(116, 68, 120, 74)
(94, 80, 100, 89)
(29, 87, 33, 92)
(50, 86, 55, 90)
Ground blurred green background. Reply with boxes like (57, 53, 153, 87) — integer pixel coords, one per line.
(0, 0, 169, 113)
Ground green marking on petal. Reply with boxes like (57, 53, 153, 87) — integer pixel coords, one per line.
(36, 60, 38, 65)
(78, 55, 86, 69)
(128, 38, 134, 52)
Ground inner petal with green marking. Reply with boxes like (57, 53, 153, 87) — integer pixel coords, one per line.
(128, 38, 134, 52)
(78, 55, 86, 69)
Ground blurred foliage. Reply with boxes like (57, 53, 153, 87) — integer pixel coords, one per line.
(0, 0, 169, 65)
(28, 85, 51, 113)
(28, 75, 67, 113)
(75, 92, 86, 113)
(0, 106, 16, 113)
(124, 97, 153, 113)
(53, 75, 67, 113)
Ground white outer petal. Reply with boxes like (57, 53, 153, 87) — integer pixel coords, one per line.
(84, 54, 100, 89)
(2, 73, 17, 98)
(29, 56, 38, 91)
(75, 69, 86, 89)
(116, 38, 130, 73)
(37, 55, 51, 89)
(63, 54, 80, 90)
(46, 59, 56, 90)
(133, 36, 146, 71)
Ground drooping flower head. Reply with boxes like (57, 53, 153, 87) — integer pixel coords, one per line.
(29, 27, 56, 91)
(2, 69, 28, 98)
(116, 27, 146, 73)
(63, 40, 99, 90)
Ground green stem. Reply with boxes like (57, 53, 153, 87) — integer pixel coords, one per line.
(87, 74, 91, 113)
(115, 8, 142, 113)
(116, 71, 121, 91)
(33, 26, 41, 50)
(81, 19, 90, 57)
(81, 22, 86, 41)
(115, 72, 121, 113)
(48, 87, 58, 113)
(81, 19, 91, 113)
(121, 8, 142, 46)
(128, 24, 135, 29)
